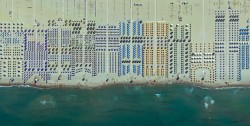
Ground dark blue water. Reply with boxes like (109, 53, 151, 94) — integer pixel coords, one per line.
(0, 84, 250, 126)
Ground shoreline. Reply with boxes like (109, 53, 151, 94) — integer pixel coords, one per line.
(1, 80, 250, 90)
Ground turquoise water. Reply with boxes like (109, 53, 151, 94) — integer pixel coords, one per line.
(1, 84, 250, 126)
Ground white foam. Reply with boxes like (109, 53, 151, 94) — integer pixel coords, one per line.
(19, 85, 31, 88)
(0, 85, 34, 89)
(203, 96, 215, 109)
(70, 94, 77, 97)
(155, 93, 161, 98)
(40, 100, 47, 105)
(215, 86, 249, 90)
(204, 102, 209, 109)
(0, 86, 13, 88)
(211, 100, 215, 105)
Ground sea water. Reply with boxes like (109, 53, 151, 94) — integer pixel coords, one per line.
(0, 84, 250, 126)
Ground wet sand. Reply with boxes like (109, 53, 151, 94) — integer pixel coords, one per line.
(1, 79, 250, 90)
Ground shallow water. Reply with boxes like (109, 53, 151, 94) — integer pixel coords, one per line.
(0, 84, 250, 126)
